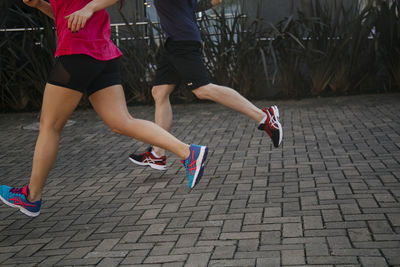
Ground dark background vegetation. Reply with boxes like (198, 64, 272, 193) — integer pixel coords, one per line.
(0, 0, 399, 112)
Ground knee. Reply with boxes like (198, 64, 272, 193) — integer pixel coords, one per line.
(192, 85, 213, 100)
(109, 121, 126, 135)
(152, 86, 171, 103)
(39, 118, 65, 134)
(110, 126, 123, 135)
(108, 117, 133, 136)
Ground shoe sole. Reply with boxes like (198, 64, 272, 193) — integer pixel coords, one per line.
(271, 105, 283, 147)
(129, 157, 167, 171)
(0, 195, 40, 217)
(190, 146, 208, 189)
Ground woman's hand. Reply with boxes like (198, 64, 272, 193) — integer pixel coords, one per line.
(64, 6, 94, 33)
(23, 0, 41, 8)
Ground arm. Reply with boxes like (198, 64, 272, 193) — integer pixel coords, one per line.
(23, 0, 55, 20)
(196, 0, 223, 12)
(65, 0, 119, 32)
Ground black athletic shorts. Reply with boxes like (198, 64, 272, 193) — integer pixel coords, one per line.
(48, 54, 121, 96)
(153, 40, 211, 90)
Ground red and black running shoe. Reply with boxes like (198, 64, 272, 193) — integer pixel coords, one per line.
(129, 147, 167, 171)
(258, 105, 283, 148)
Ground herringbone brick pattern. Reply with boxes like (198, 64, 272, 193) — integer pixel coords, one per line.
(0, 94, 399, 266)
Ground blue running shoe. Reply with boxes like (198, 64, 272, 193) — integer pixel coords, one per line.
(0, 185, 41, 217)
(182, 145, 208, 189)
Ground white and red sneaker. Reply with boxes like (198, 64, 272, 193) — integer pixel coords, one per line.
(258, 105, 283, 148)
(129, 147, 167, 171)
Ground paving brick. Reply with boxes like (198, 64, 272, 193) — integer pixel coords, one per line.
(143, 255, 187, 264)
(140, 209, 161, 220)
(144, 224, 167, 236)
(96, 257, 124, 267)
(331, 248, 380, 256)
(208, 259, 256, 266)
(327, 236, 352, 249)
(94, 238, 120, 251)
(149, 242, 174, 256)
(353, 241, 400, 249)
(121, 256, 146, 265)
(340, 203, 361, 214)
(256, 257, 280, 267)
(264, 207, 282, 218)
(220, 232, 259, 240)
(305, 243, 329, 256)
(281, 250, 305, 265)
(382, 248, 400, 265)
(171, 246, 213, 255)
(175, 233, 199, 248)
(388, 214, 400, 226)
(222, 220, 242, 232)
(121, 231, 143, 243)
(14, 244, 44, 258)
(303, 216, 323, 229)
(283, 237, 326, 244)
(283, 223, 303, 237)
(58, 257, 104, 266)
(244, 213, 262, 225)
(38, 255, 65, 266)
(325, 221, 367, 229)
(348, 228, 372, 242)
(359, 257, 389, 267)
(64, 246, 94, 259)
(307, 256, 358, 264)
(0, 95, 399, 266)
(199, 227, 221, 240)
(0, 253, 16, 264)
(238, 239, 259, 252)
(186, 253, 211, 267)
(139, 234, 179, 243)
(318, 190, 335, 200)
(85, 251, 128, 258)
(322, 209, 343, 222)
(34, 248, 73, 257)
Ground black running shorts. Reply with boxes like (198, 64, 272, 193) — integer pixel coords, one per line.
(153, 40, 211, 90)
(48, 54, 121, 96)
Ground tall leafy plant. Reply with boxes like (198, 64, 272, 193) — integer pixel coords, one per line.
(374, 0, 400, 90)
(266, 16, 309, 98)
(0, 5, 55, 112)
(299, 0, 376, 95)
(116, 13, 164, 104)
(199, 8, 276, 98)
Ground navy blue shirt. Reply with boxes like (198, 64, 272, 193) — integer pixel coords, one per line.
(154, 0, 202, 42)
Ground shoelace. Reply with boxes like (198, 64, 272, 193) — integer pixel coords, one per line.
(10, 188, 23, 194)
(267, 109, 279, 129)
(186, 151, 197, 175)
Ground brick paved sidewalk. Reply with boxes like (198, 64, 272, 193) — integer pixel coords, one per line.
(0, 94, 399, 267)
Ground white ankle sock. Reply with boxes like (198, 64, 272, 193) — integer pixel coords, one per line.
(259, 114, 268, 124)
(151, 149, 161, 158)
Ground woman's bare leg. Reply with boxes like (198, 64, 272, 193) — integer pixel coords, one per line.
(28, 84, 82, 202)
(151, 84, 175, 157)
(89, 85, 190, 160)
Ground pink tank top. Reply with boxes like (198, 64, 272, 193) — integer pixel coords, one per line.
(50, 0, 122, 60)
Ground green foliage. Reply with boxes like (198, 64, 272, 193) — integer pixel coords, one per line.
(116, 14, 164, 105)
(199, 8, 271, 98)
(0, 0, 398, 112)
(298, 0, 377, 95)
(265, 0, 398, 97)
(373, 1, 400, 90)
(0, 6, 55, 112)
(267, 16, 309, 97)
